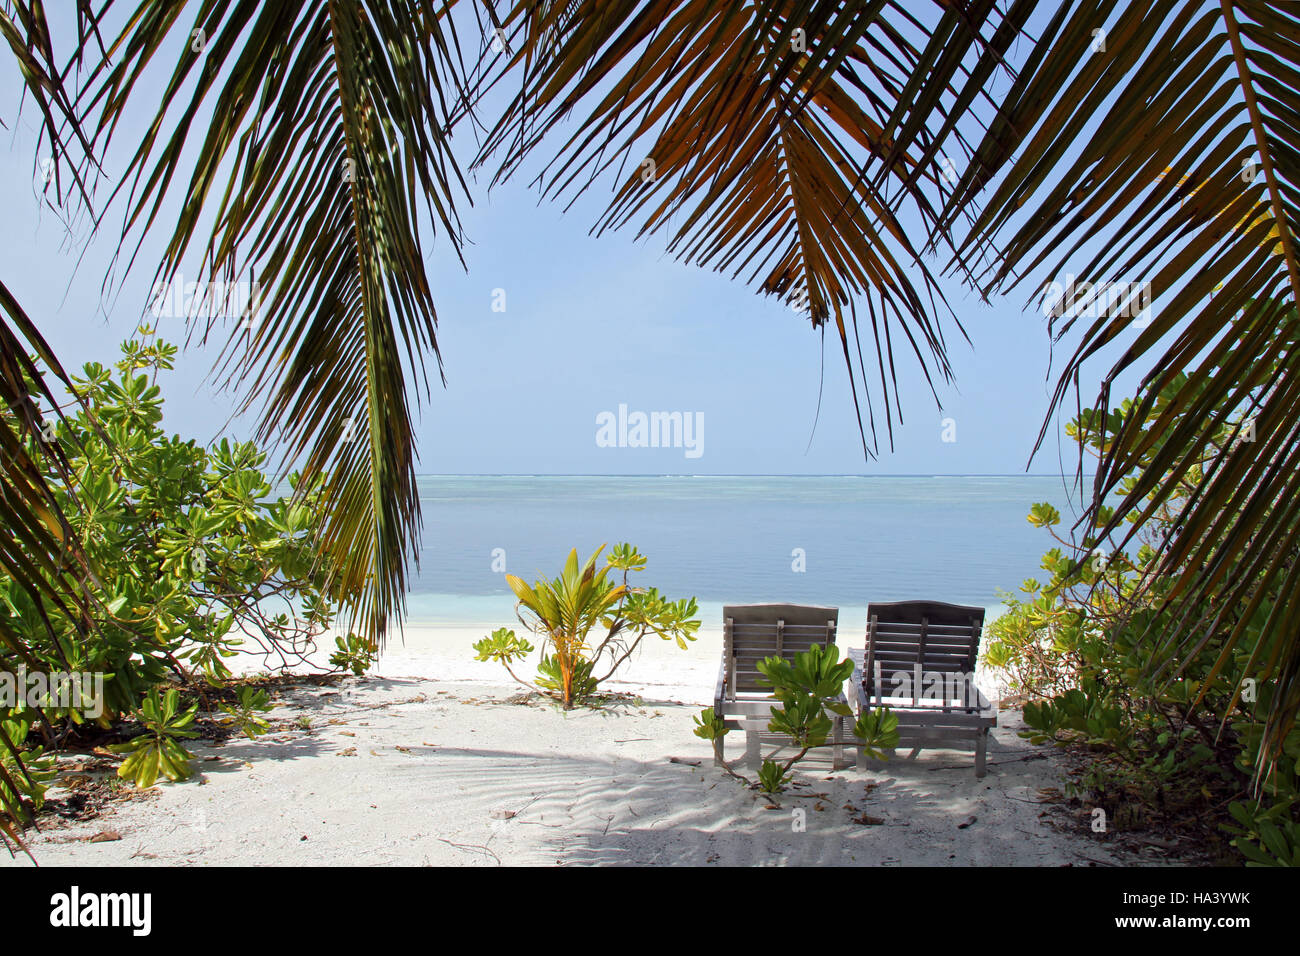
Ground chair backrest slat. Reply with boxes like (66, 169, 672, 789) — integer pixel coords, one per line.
(863, 601, 984, 708)
(722, 604, 839, 694)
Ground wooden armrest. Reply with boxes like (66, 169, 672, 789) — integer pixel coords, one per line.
(846, 647, 867, 715)
(713, 657, 728, 715)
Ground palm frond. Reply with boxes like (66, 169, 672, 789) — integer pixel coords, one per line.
(80, 0, 474, 642)
(945, 0, 1300, 769)
(0, 0, 101, 849)
(476, 0, 1028, 454)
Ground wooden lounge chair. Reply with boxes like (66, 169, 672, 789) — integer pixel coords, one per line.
(848, 600, 997, 777)
(713, 604, 850, 770)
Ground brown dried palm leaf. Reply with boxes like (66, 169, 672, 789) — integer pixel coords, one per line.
(475, 0, 1032, 454)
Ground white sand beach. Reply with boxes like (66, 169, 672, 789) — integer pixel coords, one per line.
(4, 621, 1161, 867)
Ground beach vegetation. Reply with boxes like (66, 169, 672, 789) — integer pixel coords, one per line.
(0, 719, 55, 812)
(219, 687, 274, 740)
(692, 707, 727, 741)
(472, 627, 537, 687)
(988, 376, 1300, 865)
(696, 643, 898, 795)
(757, 760, 792, 795)
(0, 333, 365, 833)
(109, 688, 200, 788)
(476, 544, 699, 708)
(536, 654, 598, 703)
(329, 635, 379, 676)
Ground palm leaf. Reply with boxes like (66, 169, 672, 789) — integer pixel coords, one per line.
(0, 0, 102, 850)
(941, 0, 1300, 771)
(475, 0, 1029, 454)
(79, 0, 474, 643)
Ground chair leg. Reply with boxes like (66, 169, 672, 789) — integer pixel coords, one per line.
(713, 734, 725, 767)
(975, 729, 988, 778)
(745, 726, 762, 769)
(833, 716, 845, 770)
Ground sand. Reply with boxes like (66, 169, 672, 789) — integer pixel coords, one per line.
(4, 622, 1147, 867)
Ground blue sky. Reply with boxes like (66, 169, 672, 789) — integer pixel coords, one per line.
(3, 5, 1151, 477)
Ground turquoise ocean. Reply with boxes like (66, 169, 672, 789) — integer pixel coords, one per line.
(402, 475, 1084, 627)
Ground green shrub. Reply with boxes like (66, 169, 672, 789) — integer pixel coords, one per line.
(986, 381, 1300, 863)
(476, 544, 699, 708)
(692, 706, 728, 741)
(0, 719, 56, 811)
(0, 330, 356, 818)
(757, 760, 792, 795)
(696, 643, 897, 796)
(329, 635, 378, 676)
(109, 688, 200, 788)
(536, 654, 597, 701)
(219, 687, 274, 739)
